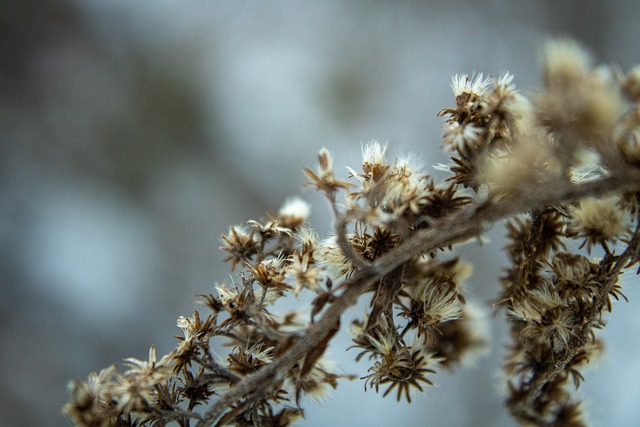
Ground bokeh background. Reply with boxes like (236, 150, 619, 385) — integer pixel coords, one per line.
(2, 1, 640, 426)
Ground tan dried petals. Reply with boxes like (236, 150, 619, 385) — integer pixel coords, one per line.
(541, 40, 625, 139)
(316, 235, 356, 278)
(362, 140, 388, 168)
(415, 279, 464, 324)
(287, 251, 323, 295)
(482, 136, 559, 195)
(568, 196, 629, 246)
(123, 345, 173, 380)
(542, 39, 592, 87)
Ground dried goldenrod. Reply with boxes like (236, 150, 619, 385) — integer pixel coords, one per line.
(64, 40, 640, 427)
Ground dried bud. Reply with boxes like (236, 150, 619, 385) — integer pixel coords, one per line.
(317, 147, 333, 173)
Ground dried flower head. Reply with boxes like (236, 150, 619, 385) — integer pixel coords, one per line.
(540, 39, 625, 141)
(295, 225, 320, 253)
(568, 148, 608, 183)
(362, 347, 439, 403)
(542, 39, 592, 87)
(123, 345, 174, 380)
(567, 196, 630, 251)
(220, 225, 259, 270)
(248, 257, 291, 293)
(621, 65, 640, 101)
(361, 140, 390, 182)
(228, 344, 273, 376)
(451, 72, 491, 100)
(481, 135, 559, 196)
(304, 147, 352, 193)
(316, 235, 356, 278)
(63, 365, 119, 426)
(287, 251, 324, 295)
(442, 121, 484, 151)
(278, 197, 311, 228)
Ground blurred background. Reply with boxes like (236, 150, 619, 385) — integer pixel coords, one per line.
(2, 1, 640, 426)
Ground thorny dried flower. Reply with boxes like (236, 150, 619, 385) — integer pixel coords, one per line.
(304, 147, 352, 194)
(227, 344, 273, 376)
(65, 40, 640, 427)
(362, 347, 438, 403)
(400, 275, 465, 338)
(220, 226, 259, 270)
(247, 257, 291, 293)
(123, 345, 174, 381)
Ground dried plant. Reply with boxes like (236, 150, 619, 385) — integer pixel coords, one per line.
(63, 40, 640, 427)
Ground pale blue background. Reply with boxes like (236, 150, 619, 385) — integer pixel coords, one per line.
(1, 1, 639, 426)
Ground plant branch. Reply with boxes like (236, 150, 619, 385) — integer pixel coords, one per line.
(196, 169, 640, 427)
